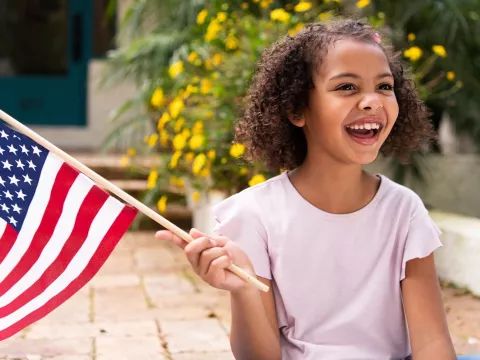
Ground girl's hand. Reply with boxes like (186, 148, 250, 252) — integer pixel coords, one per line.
(155, 228, 256, 293)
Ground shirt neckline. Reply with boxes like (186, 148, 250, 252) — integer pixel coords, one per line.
(280, 171, 388, 220)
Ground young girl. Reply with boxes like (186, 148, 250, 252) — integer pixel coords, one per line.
(156, 19, 457, 360)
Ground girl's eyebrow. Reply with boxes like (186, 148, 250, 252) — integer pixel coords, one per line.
(328, 72, 394, 81)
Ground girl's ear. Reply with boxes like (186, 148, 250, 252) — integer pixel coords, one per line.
(288, 113, 306, 128)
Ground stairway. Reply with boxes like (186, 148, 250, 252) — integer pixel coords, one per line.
(70, 152, 193, 231)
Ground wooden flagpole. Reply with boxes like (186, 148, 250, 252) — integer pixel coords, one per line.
(0, 110, 269, 293)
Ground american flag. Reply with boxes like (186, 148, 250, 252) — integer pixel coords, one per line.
(0, 121, 138, 340)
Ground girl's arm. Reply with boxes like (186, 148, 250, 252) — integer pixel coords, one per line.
(230, 277, 282, 360)
(401, 253, 456, 360)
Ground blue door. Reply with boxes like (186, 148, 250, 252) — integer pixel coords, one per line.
(0, 0, 92, 126)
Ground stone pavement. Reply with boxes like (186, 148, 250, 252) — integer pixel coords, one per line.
(0, 232, 479, 359)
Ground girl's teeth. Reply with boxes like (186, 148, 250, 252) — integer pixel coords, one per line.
(347, 123, 381, 130)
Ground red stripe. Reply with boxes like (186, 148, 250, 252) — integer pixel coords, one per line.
(0, 163, 78, 296)
(0, 205, 137, 340)
(0, 225, 18, 264)
(0, 186, 109, 317)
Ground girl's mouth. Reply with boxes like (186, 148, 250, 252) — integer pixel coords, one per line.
(344, 123, 383, 145)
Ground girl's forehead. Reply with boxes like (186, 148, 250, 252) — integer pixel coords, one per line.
(316, 39, 391, 79)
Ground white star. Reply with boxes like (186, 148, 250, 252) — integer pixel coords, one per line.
(16, 159, 25, 170)
(27, 160, 36, 171)
(0, 147, 4, 155)
(32, 145, 42, 156)
(13, 135, 19, 139)
(12, 203, 21, 214)
(22, 174, 32, 185)
(16, 189, 26, 201)
(1, 203, 9, 213)
(0, 130, 8, 139)
(8, 175, 19, 186)
(7, 144, 17, 155)
(20, 144, 29, 155)
(0, 176, 5, 187)
(3, 190, 13, 200)
(2, 160, 12, 170)
(8, 216, 17, 227)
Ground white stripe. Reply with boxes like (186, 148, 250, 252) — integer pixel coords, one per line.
(0, 153, 62, 283)
(0, 195, 124, 330)
(0, 218, 7, 240)
(0, 175, 94, 306)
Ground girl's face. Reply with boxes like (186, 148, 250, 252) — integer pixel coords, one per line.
(292, 38, 399, 165)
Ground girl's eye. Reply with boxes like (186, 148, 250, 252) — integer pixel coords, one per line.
(336, 84, 356, 91)
(378, 83, 394, 91)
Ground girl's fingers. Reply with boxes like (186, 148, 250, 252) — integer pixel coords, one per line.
(155, 230, 188, 249)
(198, 247, 228, 277)
(184, 236, 216, 270)
(207, 255, 232, 285)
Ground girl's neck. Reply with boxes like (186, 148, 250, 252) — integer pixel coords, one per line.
(288, 154, 380, 215)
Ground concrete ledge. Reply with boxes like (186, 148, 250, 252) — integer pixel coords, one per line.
(431, 211, 480, 297)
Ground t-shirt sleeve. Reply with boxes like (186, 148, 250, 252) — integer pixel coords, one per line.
(211, 194, 271, 280)
(400, 201, 443, 281)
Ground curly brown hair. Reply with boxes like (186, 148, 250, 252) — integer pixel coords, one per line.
(235, 18, 436, 170)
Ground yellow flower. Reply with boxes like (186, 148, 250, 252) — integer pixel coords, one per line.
(205, 59, 213, 70)
(318, 11, 332, 21)
(183, 84, 199, 99)
(408, 33, 416, 42)
(294, 1, 312, 12)
(216, 12, 227, 22)
(127, 148, 136, 156)
(173, 133, 187, 151)
(205, 19, 222, 42)
(356, 0, 370, 8)
(175, 117, 185, 132)
(160, 130, 169, 146)
(240, 167, 248, 175)
(403, 46, 423, 62)
(157, 112, 171, 131)
(206, 110, 214, 118)
(147, 170, 158, 190)
(207, 149, 216, 160)
(248, 174, 266, 187)
(260, 0, 273, 8)
(169, 97, 185, 118)
(193, 153, 207, 174)
(189, 134, 205, 150)
(229, 143, 245, 158)
(168, 61, 184, 79)
(432, 45, 447, 58)
(289, 23, 304, 36)
(446, 71, 455, 81)
(188, 52, 198, 63)
(241, 3, 248, 10)
(185, 152, 195, 163)
(169, 151, 182, 168)
(221, 157, 227, 164)
(192, 191, 200, 203)
(212, 53, 223, 66)
(200, 168, 211, 177)
(170, 176, 185, 188)
(270, 8, 291, 23)
(197, 9, 208, 25)
(120, 155, 129, 168)
(150, 88, 165, 108)
(192, 121, 203, 135)
(157, 195, 168, 213)
(147, 133, 158, 148)
(226, 34, 239, 50)
(201, 79, 213, 94)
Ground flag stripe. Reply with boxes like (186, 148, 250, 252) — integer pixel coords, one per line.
(0, 195, 128, 331)
(0, 153, 62, 283)
(0, 182, 107, 310)
(0, 220, 17, 264)
(0, 204, 137, 340)
(0, 220, 6, 239)
(0, 163, 78, 295)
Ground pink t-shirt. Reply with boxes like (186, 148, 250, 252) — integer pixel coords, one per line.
(212, 172, 442, 360)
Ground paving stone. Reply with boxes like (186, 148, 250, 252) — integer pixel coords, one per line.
(95, 336, 167, 359)
(0, 338, 92, 357)
(133, 247, 179, 273)
(96, 253, 134, 276)
(161, 319, 230, 354)
(143, 274, 196, 303)
(93, 286, 149, 322)
(89, 274, 141, 289)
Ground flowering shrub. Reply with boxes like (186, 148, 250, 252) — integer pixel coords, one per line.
(118, 0, 460, 212)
